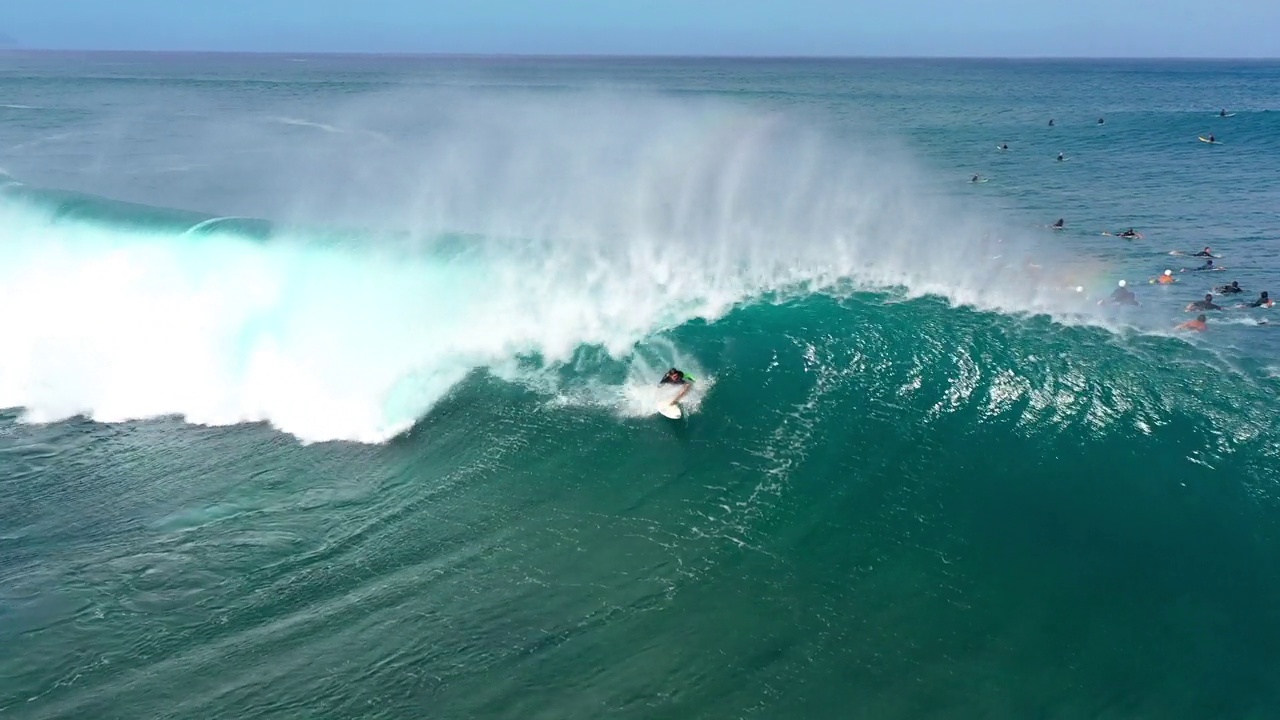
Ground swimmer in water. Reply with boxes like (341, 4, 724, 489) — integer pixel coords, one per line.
(1177, 314, 1208, 332)
(1185, 294, 1223, 312)
(1107, 280, 1139, 306)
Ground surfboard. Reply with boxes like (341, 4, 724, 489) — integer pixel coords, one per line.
(971, 178, 989, 183)
(1169, 251, 1222, 258)
(1198, 137, 1222, 144)
(656, 401, 682, 419)
(1102, 232, 1143, 239)
(1217, 113, 1236, 118)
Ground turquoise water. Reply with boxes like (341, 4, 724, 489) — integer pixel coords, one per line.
(2, 53, 1280, 719)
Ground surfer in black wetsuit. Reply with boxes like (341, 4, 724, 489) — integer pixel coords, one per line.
(1192, 259, 1216, 271)
(1049, 118, 1055, 126)
(1118, 228, 1138, 238)
(1192, 246, 1214, 257)
(660, 368, 694, 403)
(1216, 280, 1243, 294)
(1209, 133, 1216, 143)
(1108, 280, 1139, 306)
(1186, 294, 1223, 312)
(1098, 117, 1105, 125)
(1249, 291, 1272, 308)
(1220, 109, 1227, 117)
(1057, 152, 1065, 162)
(972, 174, 981, 182)
(1052, 218, 1064, 229)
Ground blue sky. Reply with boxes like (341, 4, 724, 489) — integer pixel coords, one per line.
(3, 1, 1278, 57)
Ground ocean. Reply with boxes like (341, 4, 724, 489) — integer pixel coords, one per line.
(2, 52, 1280, 719)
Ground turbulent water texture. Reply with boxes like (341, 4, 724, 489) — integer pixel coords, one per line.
(3, 54, 1280, 719)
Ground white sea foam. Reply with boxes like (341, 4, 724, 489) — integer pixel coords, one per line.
(0, 89, 1121, 443)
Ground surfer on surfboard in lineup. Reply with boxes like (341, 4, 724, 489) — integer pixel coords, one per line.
(660, 368, 694, 404)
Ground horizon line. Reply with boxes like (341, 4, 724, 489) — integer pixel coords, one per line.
(2, 48, 1278, 62)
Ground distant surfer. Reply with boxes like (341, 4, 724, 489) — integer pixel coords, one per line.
(1097, 117, 1105, 125)
(1208, 133, 1216, 143)
(659, 368, 694, 404)
(1192, 246, 1214, 257)
(1117, 228, 1139, 239)
(1248, 291, 1273, 308)
(1191, 259, 1216, 271)
(1186, 293, 1223, 312)
(972, 174, 981, 182)
(1052, 218, 1064, 229)
(1107, 280, 1139, 306)
(1177, 314, 1209, 332)
(1000, 143, 1009, 150)
(1216, 280, 1243, 295)
(1153, 269, 1176, 285)
(1049, 118, 1055, 126)
(1220, 108, 1227, 117)
(1057, 152, 1065, 162)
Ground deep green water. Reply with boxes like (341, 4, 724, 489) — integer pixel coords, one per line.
(2, 54, 1280, 719)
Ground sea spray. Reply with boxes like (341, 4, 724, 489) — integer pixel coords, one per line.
(0, 90, 1146, 442)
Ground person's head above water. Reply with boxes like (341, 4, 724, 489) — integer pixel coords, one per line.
(1164, 269, 1173, 276)
(1118, 280, 1127, 288)
(1204, 294, 1213, 301)
(1263, 291, 1270, 299)
(1231, 280, 1240, 288)
(1197, 314, 1207, 322)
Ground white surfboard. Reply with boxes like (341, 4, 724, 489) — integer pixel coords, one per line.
(1198, 137, 1222, 144)
(656, 401, 682, 419)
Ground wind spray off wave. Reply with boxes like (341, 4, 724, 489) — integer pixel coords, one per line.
(0, 90, 1092, 443)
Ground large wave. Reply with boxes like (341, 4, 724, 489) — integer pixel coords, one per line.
(0, 90, 1190, 443)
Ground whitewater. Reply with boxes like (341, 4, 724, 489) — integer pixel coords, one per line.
(1, 86, 1157, 443)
